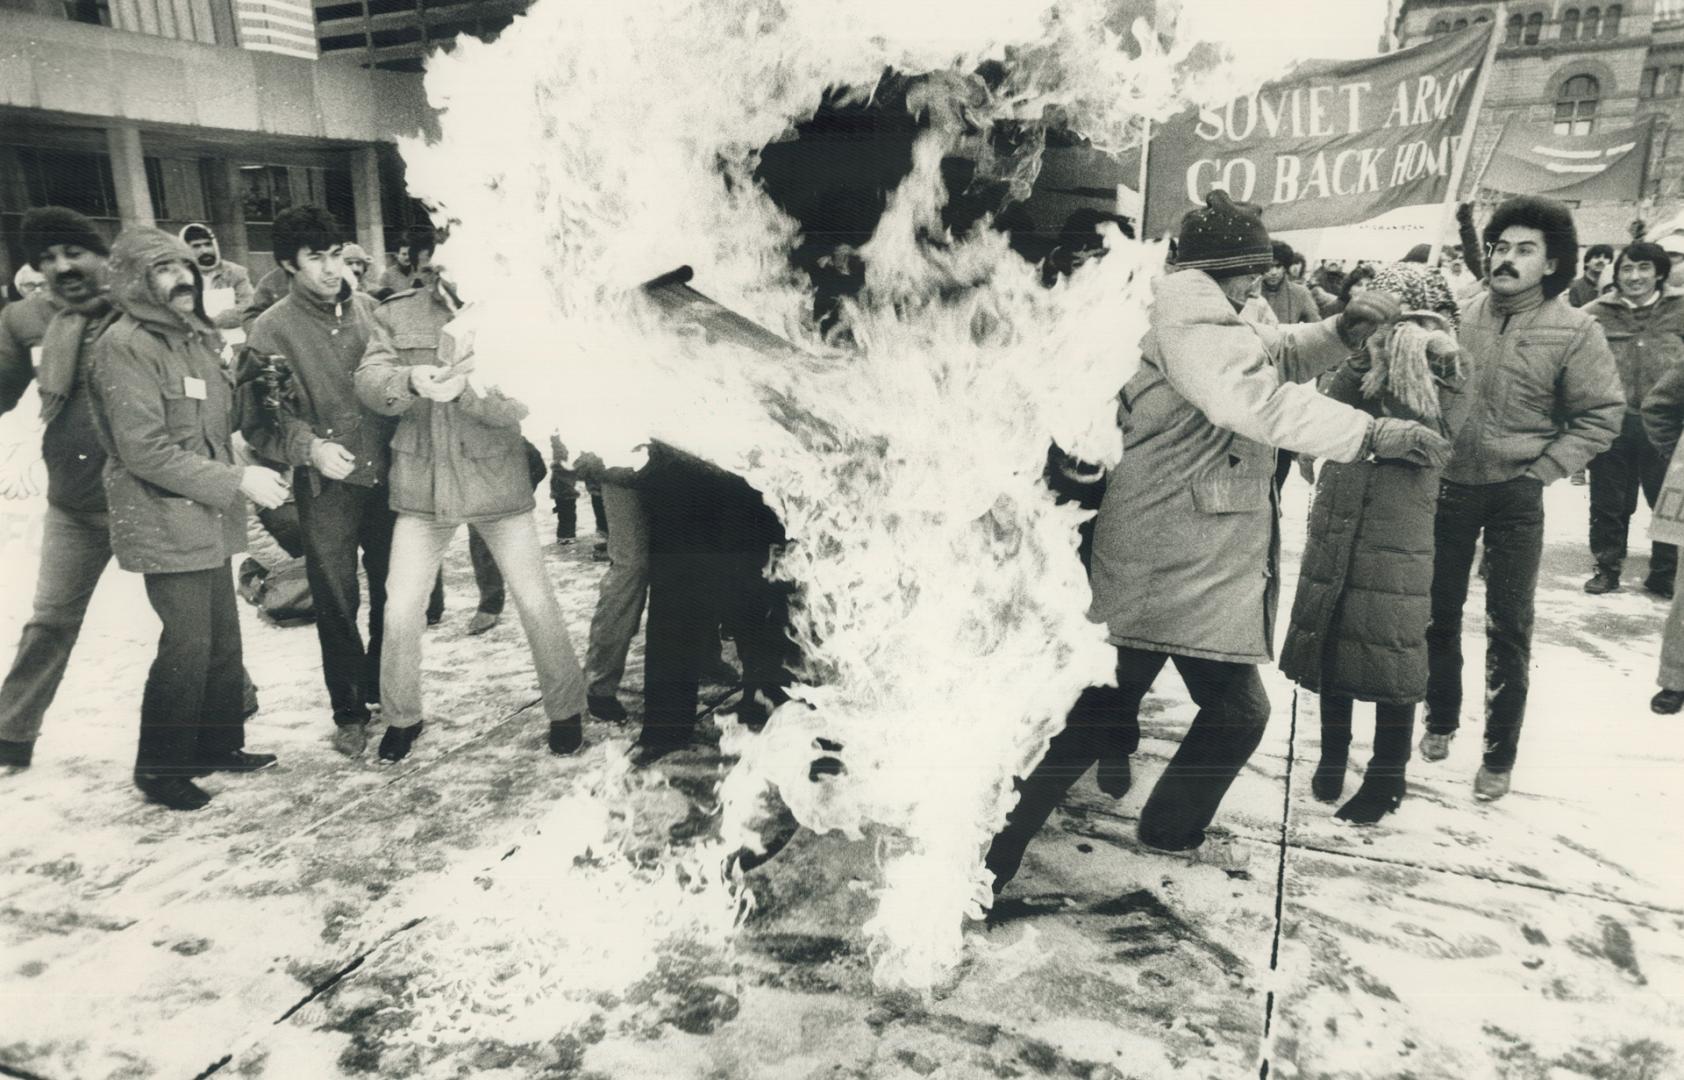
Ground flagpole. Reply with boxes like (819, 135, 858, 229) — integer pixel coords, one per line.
(1428, 4, 1506, 265)
(1137, 116, 1152, 240)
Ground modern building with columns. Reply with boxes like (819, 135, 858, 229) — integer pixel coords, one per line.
(0, 0, 440, 286)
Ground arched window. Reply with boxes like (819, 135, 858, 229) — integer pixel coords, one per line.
(1583, 6, 1600, 37)
(1605, 4, 1622, 36)
(1525, 11, 1544, 43)
(1643, 66, 1660, 98)
(1555, 74, 1599, 135)
(1562, 7, 1579, 39)
(1669, 66, 1684, 97)
(1507, 12, 1525, 42)
(1454, 17, 1469, 30)
(1431, 18, 1450, 34)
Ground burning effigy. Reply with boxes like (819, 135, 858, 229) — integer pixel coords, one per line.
(374, 0, 1244, 1028)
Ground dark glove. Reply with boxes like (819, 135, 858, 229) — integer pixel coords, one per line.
(1369, 417, 1452, 468)
(1337, 290, 1402, 349)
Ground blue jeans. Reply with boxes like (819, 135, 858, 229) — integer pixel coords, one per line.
(0, 504, 113, 743)
(381, 512, 586, 729)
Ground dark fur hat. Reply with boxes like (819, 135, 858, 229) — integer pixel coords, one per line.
(1481, 196, 1579, 300)
(19, 207, 109, 268)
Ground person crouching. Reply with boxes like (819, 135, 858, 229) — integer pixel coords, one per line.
(87, 228, 290, 810)
(1279, 263, 1470, 824)
(353, 266, 587, 762)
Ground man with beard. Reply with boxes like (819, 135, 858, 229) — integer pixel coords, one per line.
(87, 228, 289, 808)
(987, 191, 1445, 884)
(1580, 242, 1683, 598)
(178, 223, 254, 332)
(1421, 196, 1622, 801)
(240, 206, 389, 757)
(0, 208, 118, 769)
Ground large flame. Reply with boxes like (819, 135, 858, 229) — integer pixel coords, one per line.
(395, 0, 1213, 1009)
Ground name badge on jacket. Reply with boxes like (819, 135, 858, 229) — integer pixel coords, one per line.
(184, 376, 208, 400)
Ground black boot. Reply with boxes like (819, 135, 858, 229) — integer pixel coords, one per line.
(378, 721, 424, 763)
(0, 738, 35, 769)
(1335, 770, 1405, 824)
(1584, 566, 1621, 594)
(1313, 694, 1354, 802)
(1311, 752, 1349, 802)
(135, 774, 212, 811)
(548, 713, 583, 755)
(1336, 702, 1414, 825)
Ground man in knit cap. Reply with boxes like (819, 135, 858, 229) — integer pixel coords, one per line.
(0, 208, 118, 770)
(988, 190, 1449, 885)
(179, 223, 254, 331)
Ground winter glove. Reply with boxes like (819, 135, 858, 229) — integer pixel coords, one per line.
(1368, 416, 1452, 469)
(1336, 289, 1402, 350)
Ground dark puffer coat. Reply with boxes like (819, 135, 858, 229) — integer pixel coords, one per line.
(1278, 358, 1469, 703)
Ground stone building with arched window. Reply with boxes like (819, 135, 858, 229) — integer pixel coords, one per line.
(1395, 0, 1684, 244)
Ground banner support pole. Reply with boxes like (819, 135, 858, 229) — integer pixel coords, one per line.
(1429, 5, 1506, 266)
(1136, 116, 1153, 240)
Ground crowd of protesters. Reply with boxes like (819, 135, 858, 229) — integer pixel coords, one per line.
(0, 190, 1672, 896)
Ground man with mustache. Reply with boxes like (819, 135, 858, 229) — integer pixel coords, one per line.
(87, 228, 289, 808)
(1421, 196, 1623, 801)
(240, 206, 389, 757)
(0, 208, 118, 770)
(178, 223, 254, 332)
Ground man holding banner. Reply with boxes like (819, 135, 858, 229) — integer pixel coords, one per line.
(1419, 196, 1623, 801)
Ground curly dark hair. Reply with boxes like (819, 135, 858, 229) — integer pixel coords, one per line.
(272, 205, 344, 271)
(1481, 195, 1579, 300)
(1339, 263, 1377, 305)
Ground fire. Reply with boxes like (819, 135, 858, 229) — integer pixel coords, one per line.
(391, 0, 1210, 1010)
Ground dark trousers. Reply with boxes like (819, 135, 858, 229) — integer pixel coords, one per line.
(588, 481, 608, 535)
(638, 448, 795, 750)
(1588, 417, 1676, 578)
(991, 646, 1271, 861)
(551, 466, 579, 540)
(1425, 477, 1544, 771)
(1320, 694, 1415, 771)
(294, 477, 394, 725)
(137, 565, 246, 775)
(1273, 449, 1296, 494)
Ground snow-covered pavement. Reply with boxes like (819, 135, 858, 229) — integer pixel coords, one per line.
(0, 479, 1679, 1079)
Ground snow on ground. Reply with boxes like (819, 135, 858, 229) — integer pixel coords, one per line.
(0, 478, 1679, 1080)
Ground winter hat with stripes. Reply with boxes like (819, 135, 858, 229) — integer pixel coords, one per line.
(1174, 189, 1273, 280)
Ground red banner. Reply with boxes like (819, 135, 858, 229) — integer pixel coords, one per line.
(1138, 23, 1493, 236)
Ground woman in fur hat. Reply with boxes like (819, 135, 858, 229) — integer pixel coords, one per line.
(1279, 263, 1469, 824)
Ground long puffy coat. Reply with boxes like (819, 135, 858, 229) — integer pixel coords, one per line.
(1278, 360, 1470, 703)
(1087, 270, 1374, 664)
